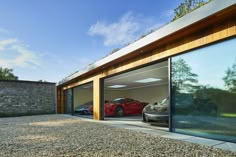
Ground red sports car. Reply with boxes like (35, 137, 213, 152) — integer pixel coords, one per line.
(104, 98, 148, 117)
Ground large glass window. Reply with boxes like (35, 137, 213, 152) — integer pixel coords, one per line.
(73, 83, 93, 117)
(171, 38, 236, 142)
(64, 89, 73, 114)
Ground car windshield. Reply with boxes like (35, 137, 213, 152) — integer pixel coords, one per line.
(112, 98, 125, 104)
(159, 97, 168, 105)
(161, 98, 167, 103)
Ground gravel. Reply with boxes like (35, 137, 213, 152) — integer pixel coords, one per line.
(0, 114, 235, 157)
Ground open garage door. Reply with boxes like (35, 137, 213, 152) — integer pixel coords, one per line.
(73, 82, 93, 118)
(103, 60, 169, 128)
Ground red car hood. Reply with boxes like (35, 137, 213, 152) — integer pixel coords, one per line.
(104, 103, 116, 107)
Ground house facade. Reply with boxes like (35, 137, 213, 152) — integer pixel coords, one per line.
(57, 0, 236, 142)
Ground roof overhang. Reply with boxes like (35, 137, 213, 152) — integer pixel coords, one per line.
(58, 0, 236, 87)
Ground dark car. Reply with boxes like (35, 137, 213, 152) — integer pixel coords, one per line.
(74, 101, 93, 115)
(142, 97, 169, 124)
(104, 98, 148, 117)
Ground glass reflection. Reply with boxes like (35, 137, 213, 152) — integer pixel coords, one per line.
(171, 38, 236, 142)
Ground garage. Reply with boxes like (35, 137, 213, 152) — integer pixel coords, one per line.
(57, 2, 236, 142)
(103, 60, 169, 127)
(73, 82, 93, 118)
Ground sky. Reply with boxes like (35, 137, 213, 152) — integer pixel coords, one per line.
(0, 0, 182, 83)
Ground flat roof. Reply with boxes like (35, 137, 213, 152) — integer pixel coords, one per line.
(58, 0, 236, 85)
(0, 79, 56, 85)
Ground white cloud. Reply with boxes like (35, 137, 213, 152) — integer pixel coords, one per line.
(0, 28, 12, 34)
(0, 38, 41, 68)
(0, 38, 18, 50)
(88, 12, 141, 46)
(88, 12, 172, 47)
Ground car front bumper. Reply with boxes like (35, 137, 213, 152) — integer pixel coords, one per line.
(144, 113, 168, 122)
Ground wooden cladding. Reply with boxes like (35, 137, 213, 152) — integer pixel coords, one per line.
(57, 88, 64, 113)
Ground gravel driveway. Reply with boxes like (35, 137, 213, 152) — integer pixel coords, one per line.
(0, 114, 235, 157)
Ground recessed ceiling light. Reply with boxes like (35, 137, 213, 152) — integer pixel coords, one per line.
(108, 85, 127, 88)
(134, 78, 161, 83)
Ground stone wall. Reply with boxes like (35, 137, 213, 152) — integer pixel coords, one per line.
(0, 80, 56, 117)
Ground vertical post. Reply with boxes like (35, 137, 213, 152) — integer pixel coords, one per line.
(100, 78, 104, 120)
(71, 88, 74, 115)
(93, 76, 102, 120)
(63, 90, 67, 113)
(168, 58, 173, 132)
(55, 85, 57, 114)
(60, 88, 64, 113)
(56, 88, 60, 113)
(57, 87, 64, 113)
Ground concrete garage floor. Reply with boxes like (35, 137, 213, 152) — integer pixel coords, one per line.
(73, 115, 168, 131)
(105, 115, 168, 131)
(72, 115, 236, 152)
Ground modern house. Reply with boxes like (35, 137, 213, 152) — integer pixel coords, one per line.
(57, 0, 236, 142)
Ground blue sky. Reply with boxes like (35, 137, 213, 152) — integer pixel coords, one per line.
(0, 0, 182, 82)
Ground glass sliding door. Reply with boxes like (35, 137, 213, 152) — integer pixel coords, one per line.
(73, 82, 93, 117)
(171, 38, 236, 142)
(64, 89, 73, 114)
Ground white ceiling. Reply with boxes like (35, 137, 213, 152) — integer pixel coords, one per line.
(104, 61, 168, 90)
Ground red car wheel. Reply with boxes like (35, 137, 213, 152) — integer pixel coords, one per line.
(115, 106, 124, 117)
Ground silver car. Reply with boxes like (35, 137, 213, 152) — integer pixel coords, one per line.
(142, 97, 169, 124)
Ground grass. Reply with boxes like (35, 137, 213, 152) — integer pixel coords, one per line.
(220, 113, 236, 118)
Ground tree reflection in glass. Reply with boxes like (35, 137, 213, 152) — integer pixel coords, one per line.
(171, 38, 236, 142)
(223, 59, 236, 93)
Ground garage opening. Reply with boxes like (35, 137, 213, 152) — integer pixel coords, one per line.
(73, 82, 93, 118)
(103, 60, 169, 128)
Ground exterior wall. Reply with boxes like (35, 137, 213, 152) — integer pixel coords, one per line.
(0, 80, 56, 117)
(57, 8, 236, 120)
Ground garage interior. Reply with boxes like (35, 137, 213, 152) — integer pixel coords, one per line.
(73, 82, 93, 118)
(103, 60, 169, 127)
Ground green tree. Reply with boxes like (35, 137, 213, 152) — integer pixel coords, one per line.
(223, 59, 236, 93)
(0, 67, 18, 80)
(172, 58, 198, 92)
(172, 0, 213, 21)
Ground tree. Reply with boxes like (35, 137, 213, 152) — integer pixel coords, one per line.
(172, 0, 213, 21)
(0, 67, 18, 80)
(109, 48, 120, 55)
(223, 59, 236, 93)
(172, 58, 198, 93)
